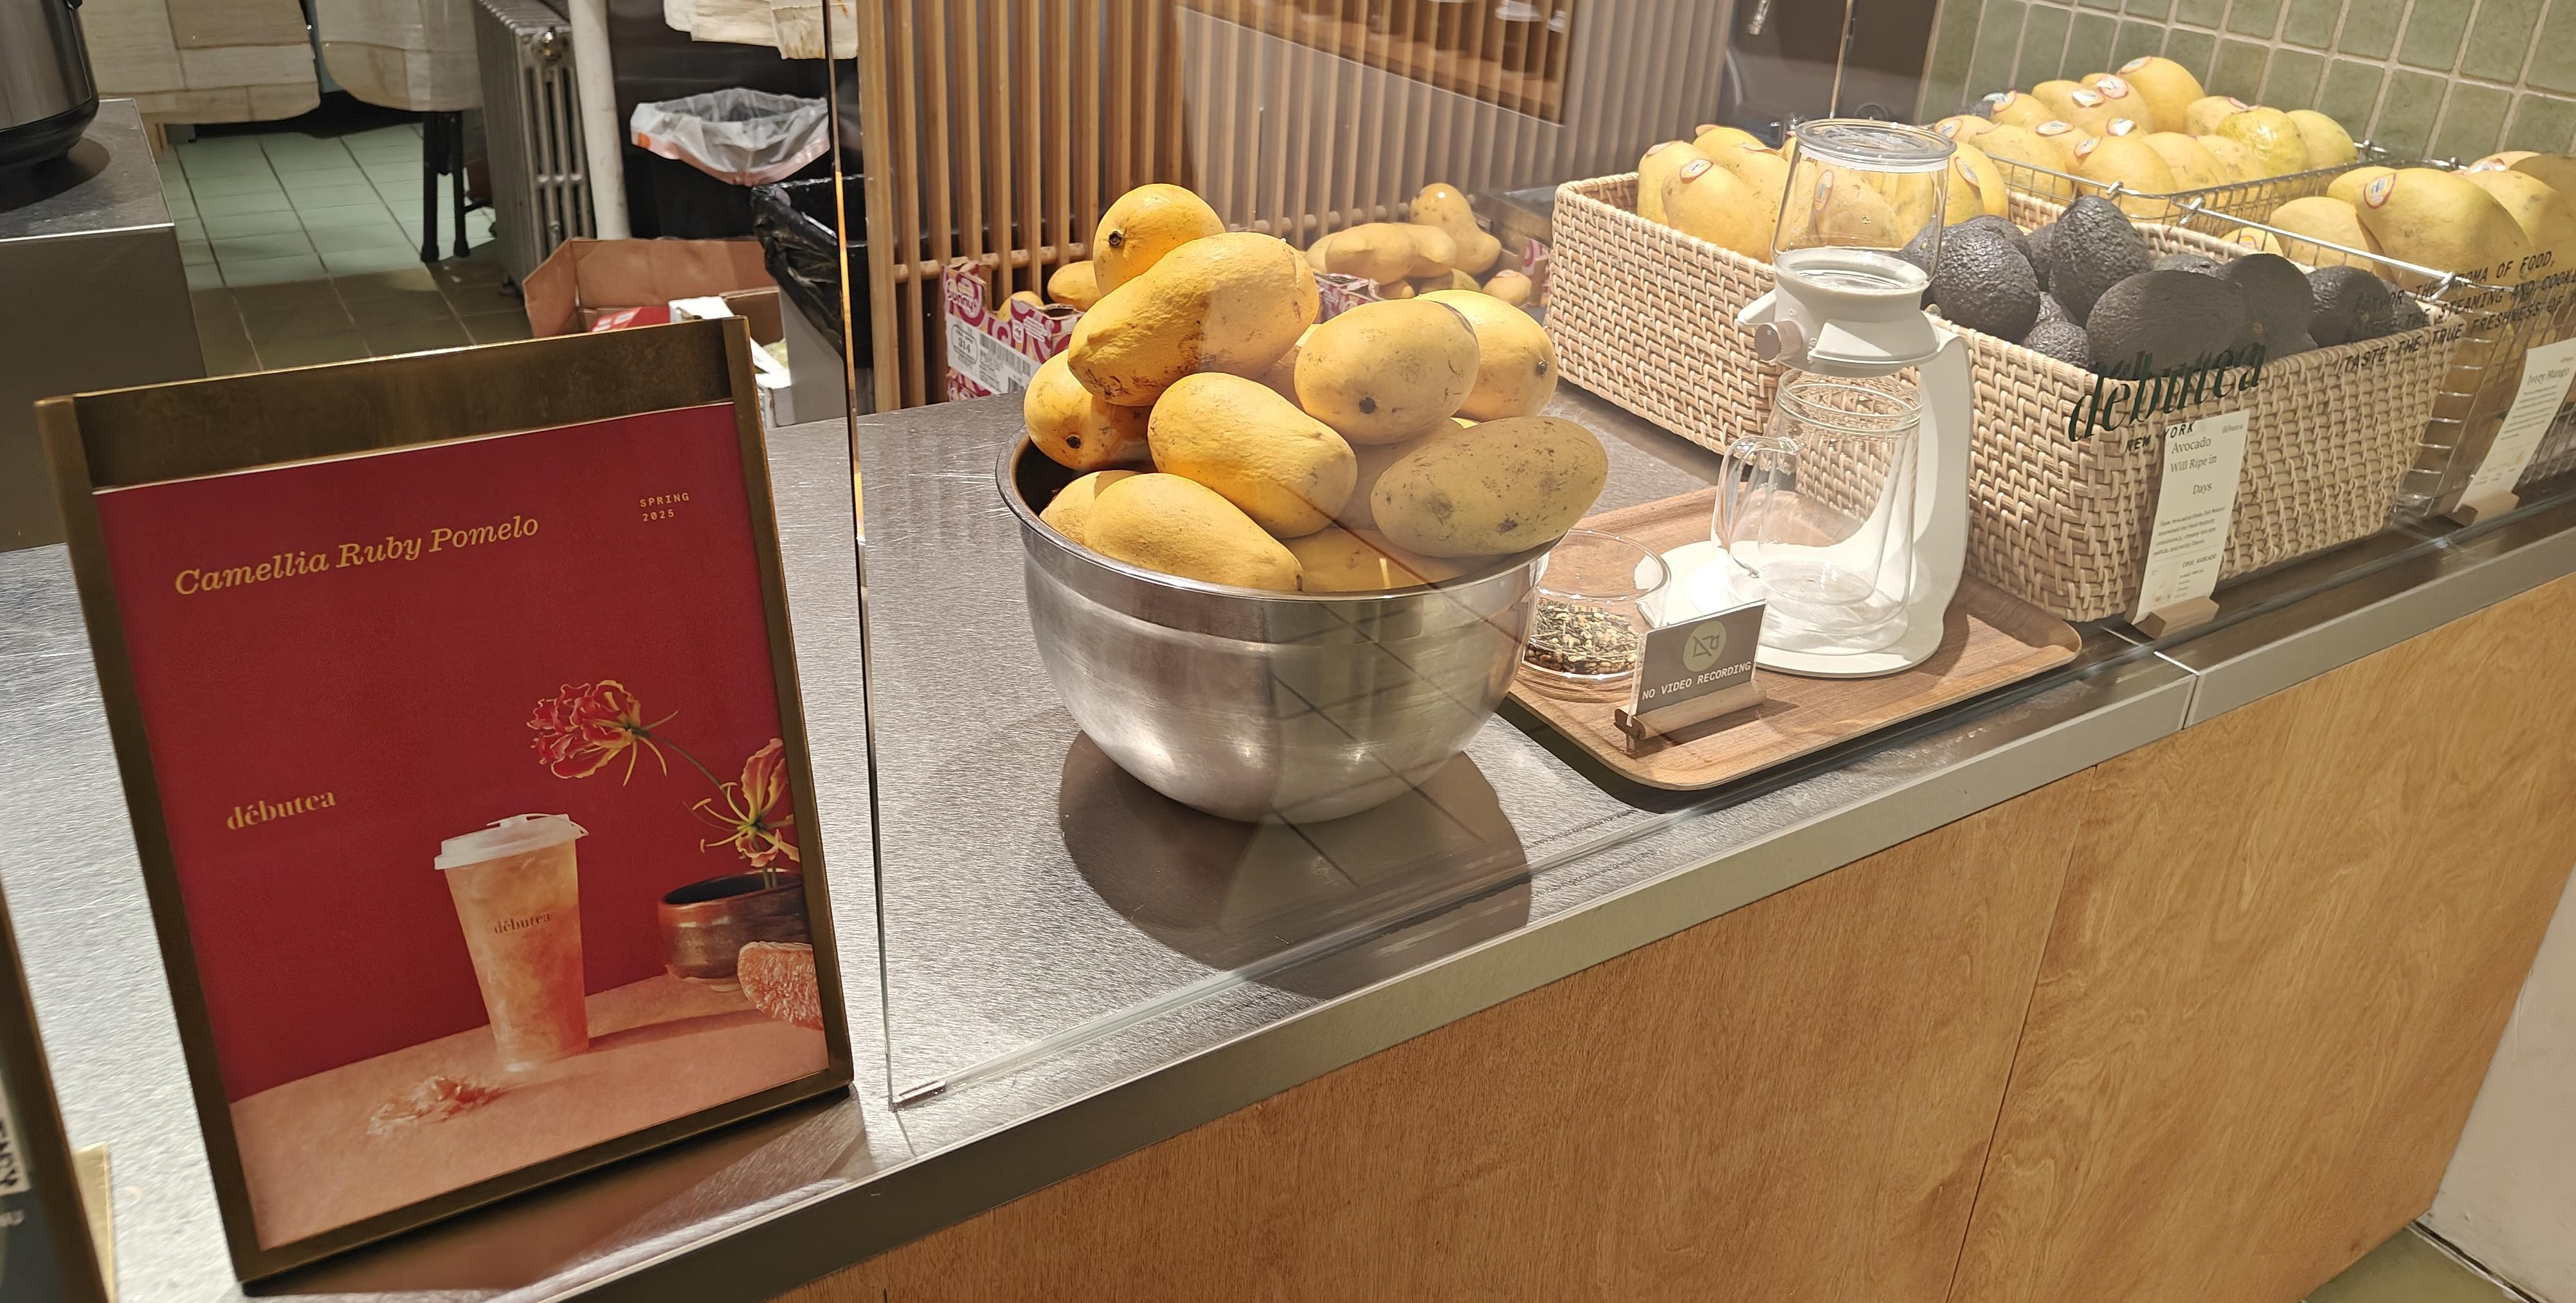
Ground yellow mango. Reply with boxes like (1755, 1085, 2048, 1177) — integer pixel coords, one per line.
(1066, 231, 1320, 406)
(1285, 525, 1465, 592)
(1024, 352, 1150, 470)
(1412, 182, 1503, 274)
(1422, 288, 1559, 419)
(1084, 473, 1302, 591)
(1047, 259, 1102, 309)
(1933, 114, 1998, 142)
(1093, 183, 1224, 293)
(1372, 415, 1610, 558)
(1977, 123, 2076, 200)
(1294, 298, 1480, 444)
(1397, 222, 1458, 276)
(1323, 222, 1428, 284)
(1483, 269, 1534, 307)
(1334, 435, 1422, 531)
(1038, 469, 1139, 545)
(1147, 372, 1357, 537)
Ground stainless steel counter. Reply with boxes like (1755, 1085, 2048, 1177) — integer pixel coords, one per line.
(5, 385, 2572, 1302)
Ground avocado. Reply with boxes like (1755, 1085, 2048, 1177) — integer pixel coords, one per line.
(2306, 265, 2393, 345)
(2026, 222, 2056, 290)
(2220, 253, 2316, 356)
(2020, 293, 2091, 367)
(2372, 294, 2430, 340)
(1956, 214, 2033, 268)
(1932, 222, 2042, 340)
(2046, 196, 2154, 326)
(2153, 253, 2224, 277)
(2087, 269, 2253, 376)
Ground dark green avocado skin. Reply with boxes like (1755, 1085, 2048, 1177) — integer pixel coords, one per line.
(2086, 269, 2252, 376)
(1932, 223, 2042, 342)
(2044, 197, 2152, 326)
(2306, 266, 2386, 345)
(2222, 253, 2317, 357)
(2020, 293, 2090, 367)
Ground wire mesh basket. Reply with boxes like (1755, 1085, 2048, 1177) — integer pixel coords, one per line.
(2139, 197, 2576, 517)
(1984, 142, 2413, 233)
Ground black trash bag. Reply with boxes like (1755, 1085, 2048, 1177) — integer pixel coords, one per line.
(750, 174, 871, 368)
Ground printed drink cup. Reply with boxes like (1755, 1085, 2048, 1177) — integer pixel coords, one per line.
(435, 815, 590, 1069)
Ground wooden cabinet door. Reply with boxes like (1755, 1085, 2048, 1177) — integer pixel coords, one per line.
(794, 776, 2089, 1303)
(1952, 577, 2576, 1303)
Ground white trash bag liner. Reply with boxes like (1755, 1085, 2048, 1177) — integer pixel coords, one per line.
(630, 89, 829, 187)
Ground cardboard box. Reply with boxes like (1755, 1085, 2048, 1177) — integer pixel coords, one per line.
(942, 260, 1078, 401)
(522, 237, 776, 337)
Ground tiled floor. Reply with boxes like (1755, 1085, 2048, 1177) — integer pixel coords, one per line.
(160, 121, 531, 374)
(2308, 1226, 2532, 1303)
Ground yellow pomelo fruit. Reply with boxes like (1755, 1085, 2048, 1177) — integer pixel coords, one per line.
(2217, 107, 2310, 177)
(2197, 134, 2263, 183)
(2350, 167, 2536, 286)
(2184, 95, 2253, 136)
(2283, 109, 2359, 169)
(2071, 134, 2180, 215)
(1663, 157, 1774, 259)
(1986, 89, 2054, 130)
(2141, 132, 2230, 190)
(2267, 196, 2384, 269)
(1635, 140, 1705, 224)
(2114, 57, 2206, 133)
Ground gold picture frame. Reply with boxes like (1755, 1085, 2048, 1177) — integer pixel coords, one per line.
(37, 320, 853, 1280)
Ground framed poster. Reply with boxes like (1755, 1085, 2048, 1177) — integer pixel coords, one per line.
(39, 320, 851, 1279)
(0, 883, 116, 1303)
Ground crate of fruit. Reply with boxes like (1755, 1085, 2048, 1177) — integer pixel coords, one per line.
(1548, 167, 2454, 622)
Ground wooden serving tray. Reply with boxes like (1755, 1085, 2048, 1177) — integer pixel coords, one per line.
(1509, 487, 2082, 791)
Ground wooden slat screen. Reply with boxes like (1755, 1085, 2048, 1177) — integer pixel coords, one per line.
(853, 0, 1731, 413)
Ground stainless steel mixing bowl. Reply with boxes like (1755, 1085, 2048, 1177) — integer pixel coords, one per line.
(1000, 437, 1545, 823)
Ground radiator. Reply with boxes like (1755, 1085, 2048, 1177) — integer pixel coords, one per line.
(471, 0, 595, 285)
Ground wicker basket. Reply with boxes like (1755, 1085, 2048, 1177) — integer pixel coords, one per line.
(1548, 174, 2451, 622)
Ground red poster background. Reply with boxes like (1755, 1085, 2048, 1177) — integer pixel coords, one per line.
(93, 405, 790, 1100)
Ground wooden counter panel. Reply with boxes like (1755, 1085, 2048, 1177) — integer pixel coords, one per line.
(790, 778, 2091, 1302)
(1952, 576, 2576, 1303)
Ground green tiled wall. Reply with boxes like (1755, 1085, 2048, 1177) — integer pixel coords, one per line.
(1918, 0, 2576, 158)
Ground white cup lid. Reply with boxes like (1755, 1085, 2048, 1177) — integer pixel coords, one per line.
(434, 814, 588, 870)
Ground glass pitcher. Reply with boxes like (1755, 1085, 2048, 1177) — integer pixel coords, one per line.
(1714, 376, 1924, 646)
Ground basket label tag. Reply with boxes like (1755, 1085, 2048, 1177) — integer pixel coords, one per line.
(2130, 410, 2251, 625)
(2461, 336, 2576, 507)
